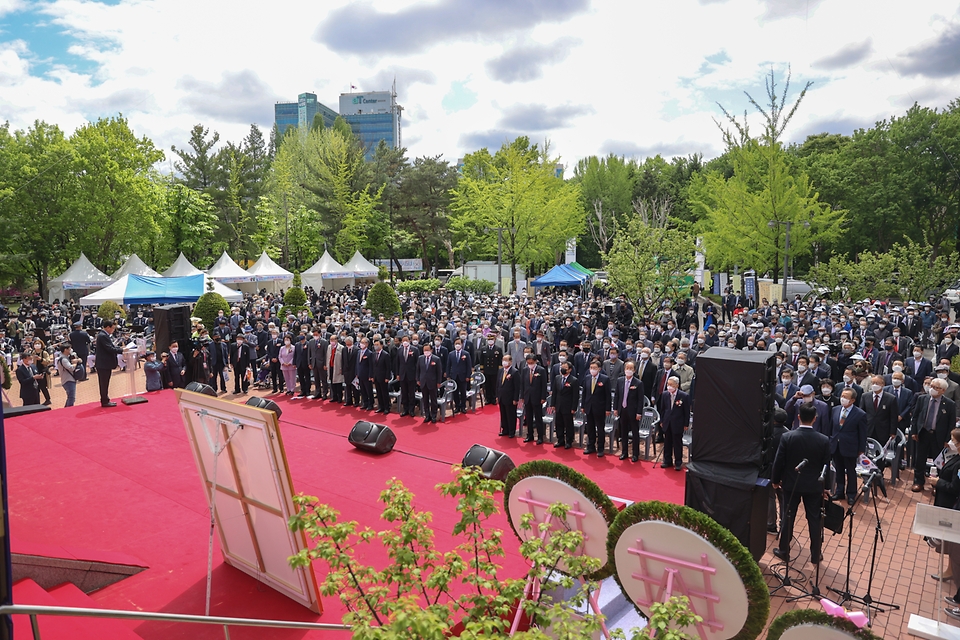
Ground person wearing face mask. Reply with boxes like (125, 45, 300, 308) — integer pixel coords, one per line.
(673, 353, 694, 394)
(229, 334, 253, 395)
(658, 377, 690, 471)
(817, 379, 839, 411)
(786, 384, 832, 435)
(614, 360, 644, 462)
(370, 339, 393, 415)
(939, 333, 960, 364)
(520, 353, 548, 444)
(532, 329, 551, 368)
(163, 340, 187, 389)
(834, 366, 863, 405)
(552, 359, 579, 448)
(580, 359, 610, 456)
(494, 354, 521, 436)
(341, 336, 359, 407)
(793, 356, 817, 389)
(574, 340, 594, 380)
(884, 371, 915, 430)
(775, 368, 798, 409)
(278, 335, 296, 396)
(936, 363, 960, 406)
(417, 344, 442, 423)
(912, 378, 958, 492)
(602, 347, 624, 382)
(858, 374, 898, 446)
(636, 348, 657, 402)
(445, 338, 473, 415)
(906, 346, 933, 383)
(393, 336, 419, 416)
(355, 339, 375, 410)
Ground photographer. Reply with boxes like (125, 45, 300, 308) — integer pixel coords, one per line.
(56, 344, 79, 407)
(144, 351, 164, 392)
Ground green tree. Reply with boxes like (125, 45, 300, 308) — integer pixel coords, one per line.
(159, 181, 218, 266)
(396, 154, 457, 275)
(451, 137, 583, 291)
(170, 124, 221, 194)
(193, 290, 231, 331)
(365, 281, 401, 317)
(573, 154, 636, 266)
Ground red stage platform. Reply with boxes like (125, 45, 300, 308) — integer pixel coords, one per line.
(5, 392, 685, 639)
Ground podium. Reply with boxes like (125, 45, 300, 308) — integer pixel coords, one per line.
(909, 503, 960, 640)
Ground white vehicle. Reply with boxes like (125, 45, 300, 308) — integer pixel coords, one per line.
(943, 280, 960, 305)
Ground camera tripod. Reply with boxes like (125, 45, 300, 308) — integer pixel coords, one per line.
(828, 470, 900, 626)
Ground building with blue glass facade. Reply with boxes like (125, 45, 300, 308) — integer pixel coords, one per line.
(338, 90, 402, 160)
(274, 92, 338, 135)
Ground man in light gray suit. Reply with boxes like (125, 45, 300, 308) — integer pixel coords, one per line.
(506, 329, 529, 365)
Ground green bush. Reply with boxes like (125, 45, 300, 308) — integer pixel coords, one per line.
(292, 271, 302, 287)
(284, 285, 307, 309)
(503, 460, 619, 580)
(470, 279, 496, 295)
(366, 281, 401, 317)
(443, 276, 496, 295)
(193, 291, 231, 331)
(377, 264, 389, 281)
(446, 275, 472, 292)
(97, 300, 125, 321)
(767, 609, 881, 640)
(396, 278, 441, 294)
(606, 501, 769, 640)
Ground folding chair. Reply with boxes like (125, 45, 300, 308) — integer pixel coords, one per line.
(438, 379, 457, 423)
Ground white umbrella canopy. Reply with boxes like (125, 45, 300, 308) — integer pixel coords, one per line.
(206, 251, 253, 284)
(162, 252, 203, 277)
(110, 254, 162, 280)
(343, 251, 378, 280)
(302, 250, 355, 291)
(48, 253, 114, 302)
(246, 251, 294, 294)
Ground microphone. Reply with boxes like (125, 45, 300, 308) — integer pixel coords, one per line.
(795, 458, 809, 473)
(819, 464, 828, 485)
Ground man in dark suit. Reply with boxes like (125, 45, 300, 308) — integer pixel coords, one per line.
(395, 335, 419, 416)
(445, 337, 473, 414)
(937, 336, 959, 364)
(580, 359, 611, 456)
(532, 331, 552, 368)
(658, 377, 691, 470)
(371, 339, 393, 414)
(496, 354, 521, 436)
(341, 337, 359, 407)
(772, 402, 832, 563)
(356, 338, 374, 410)
(912, 378, 957, 492)
(906, 347, 933, 384)
(636, 350, 657, 402)
(165, 340, 187, 389)
(775, 367, 799, 409)
(16, 352, 41, 406)
(207, 334, 229, 393)
(830, 389, 869, 505)
(785, 384, 832, 434)
(859, 374, 899, 445)
(94, 320, 124, 407)
(480, 336, 502, 406)
(574, 341, 595, 379)
(884, 372, 915, 434)
(307, 329, 328, 400)
(292, 335, 311, 398)
(614, 360, 645, 462)
(520, 353, 548, 444)
(417, 344, 442, 423)
(553, 360, 579, 449)
(229, 333, 253, 395)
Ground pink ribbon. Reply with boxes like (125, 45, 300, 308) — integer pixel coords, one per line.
(820, 598, 868, 628)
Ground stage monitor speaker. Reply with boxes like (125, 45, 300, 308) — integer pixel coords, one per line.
(2, 404, 52, 419)
(684, 461, 769, 562)
(245, 396, 283, 418)
(462, 444, 515, 482)
(185, 381, 217, 397)
(690, 349, 775, 467)
(153, 304, 191, 357)
(348, 421, 396, 454)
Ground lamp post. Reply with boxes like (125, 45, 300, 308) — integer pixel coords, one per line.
(484, 226, 513, 296)
(768, 220, 810, 303)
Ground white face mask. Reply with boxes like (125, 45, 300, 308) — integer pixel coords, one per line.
(939, 373, 949, 379)
(170, 347, 178, 354)
(502, 360, 510, 368)
(950, 440, 959, 453)
(914, 352, 923, 359)
(843, 375, 852, 383)
(931, 389, 942, 398)
(640, 353, 649, 359)
(782, 378, 792, 385)
(924, 384, 931, 394)
(797, 365, 807, 373)
(791, 345, 800, 353)
(821, 387, 832, 396)
(840, 397, 853, 408)
(892, 378, 903, 387)
(625, 369, 634, 378)
(663, 363, 672, 371)
(697, 338, 705, 344)
(893, 365, 903, 373)
(871, 384, 882, 393)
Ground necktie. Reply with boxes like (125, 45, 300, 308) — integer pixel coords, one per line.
(329, 345, 336, 369)
(928, 398, 939, 431)
(529, 369, 534, 383)
(622, 379, 628, 408)
(592, 376, 596, 392)
(405, 347, 409, 359)
(874, 394, 880, 411)
(840, 409, 847, 426)
(659, 373, 667, 395)
(502, 370, 507, 385)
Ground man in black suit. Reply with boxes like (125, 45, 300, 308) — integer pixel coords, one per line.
(912, 378, 957, 492)
(635, 350, 657, 402)
(520, 353, 548, 444)
(658, 377, 691, 470)
(395, 335, 419, 416)
(859, 374, 899, 445)
(341, 337, 359, 407)
(207, 334, 229, 393)
(884, 372, 915, 432)
(371, 338, 393, 414)
(16, 351, 41, 406)
(480, 335, 503, 405)
(356, 338, 374, 411)
(906, 347, 933, 384)
(553, 360, 579, 449)
(229, 333, 253, 395)
(496, 354, 520, 437)
(165, 340, 187, 389)
(772, 402, 832, 564)
(417, 344, 442, 423)
(445, 337, 473, 414)
(307, 329, 328, 400)
(94, 320, 124, 407)
(614, 360, 645, 462)
(580, 359, 611, 456)
(830, 388, 869, 505)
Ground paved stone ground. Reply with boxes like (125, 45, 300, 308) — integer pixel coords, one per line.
(20, 367, 956, 638)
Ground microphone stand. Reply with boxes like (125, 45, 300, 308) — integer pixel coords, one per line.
(787, 464, 828, 603)
(769, 459, 808, 597)
(828, 470, 899, 626)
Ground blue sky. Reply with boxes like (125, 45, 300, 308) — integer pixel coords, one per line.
(1, 0, 958, 167)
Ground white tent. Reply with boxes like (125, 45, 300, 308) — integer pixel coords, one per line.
(246, 251, 293, 293)
(48, 253, 115, 303)
(162, 252, 203, 277)
(343, 251, 379, 283)
(79, 274, 243, 305)
(110, 254, 162, 280)
(302, 251, 355, 291)
(206, 251, 253, 285)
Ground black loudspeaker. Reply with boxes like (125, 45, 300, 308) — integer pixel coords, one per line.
(690, 349, 775, 468)
(684, 463, 770, 562)
(462, 444, 516, 481)
(245, 396, 283, 418)
(153, 304, 191, 356)
(2, 404, 52, 419)
(185, 381, 216, 397)
(348, 421, 396, 454)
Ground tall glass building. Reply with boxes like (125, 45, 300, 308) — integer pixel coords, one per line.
(338, 90, 402, 160)
(274, 92, 338, 135)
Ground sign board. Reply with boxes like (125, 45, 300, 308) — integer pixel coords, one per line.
(373, 258, 423, 272)
(565, 238, 577, 265)
(339, 91, 392, 115)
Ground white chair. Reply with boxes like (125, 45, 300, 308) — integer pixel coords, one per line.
(638, 397, 660, 459)
(388, 378, 402, 412)
(467, 371, 485, 412)
(542, 394, 555, 443)
(438, 380, 457, 423)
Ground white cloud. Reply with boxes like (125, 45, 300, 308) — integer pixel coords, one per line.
(0, 0, 957, 167)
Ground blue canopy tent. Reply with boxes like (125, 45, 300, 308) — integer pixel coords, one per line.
(78, 274, 243, 305)
(531, 264, 589, 288)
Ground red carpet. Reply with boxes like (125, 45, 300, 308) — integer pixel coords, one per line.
(5, 391, 684, 639)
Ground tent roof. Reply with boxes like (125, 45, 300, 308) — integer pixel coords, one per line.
(568, 262, 594, 277)
(247, 251, 293, 281)
(343, 251, 378, 277)
(50, 253, 114, 289)
(531, 264, 587, 288)
(111, 254, 161, 280)
(303, 251, 355, 279)
(163, 252, 203, 277)
(207, 251, 253, 283)
(79, 274, 242, 305)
